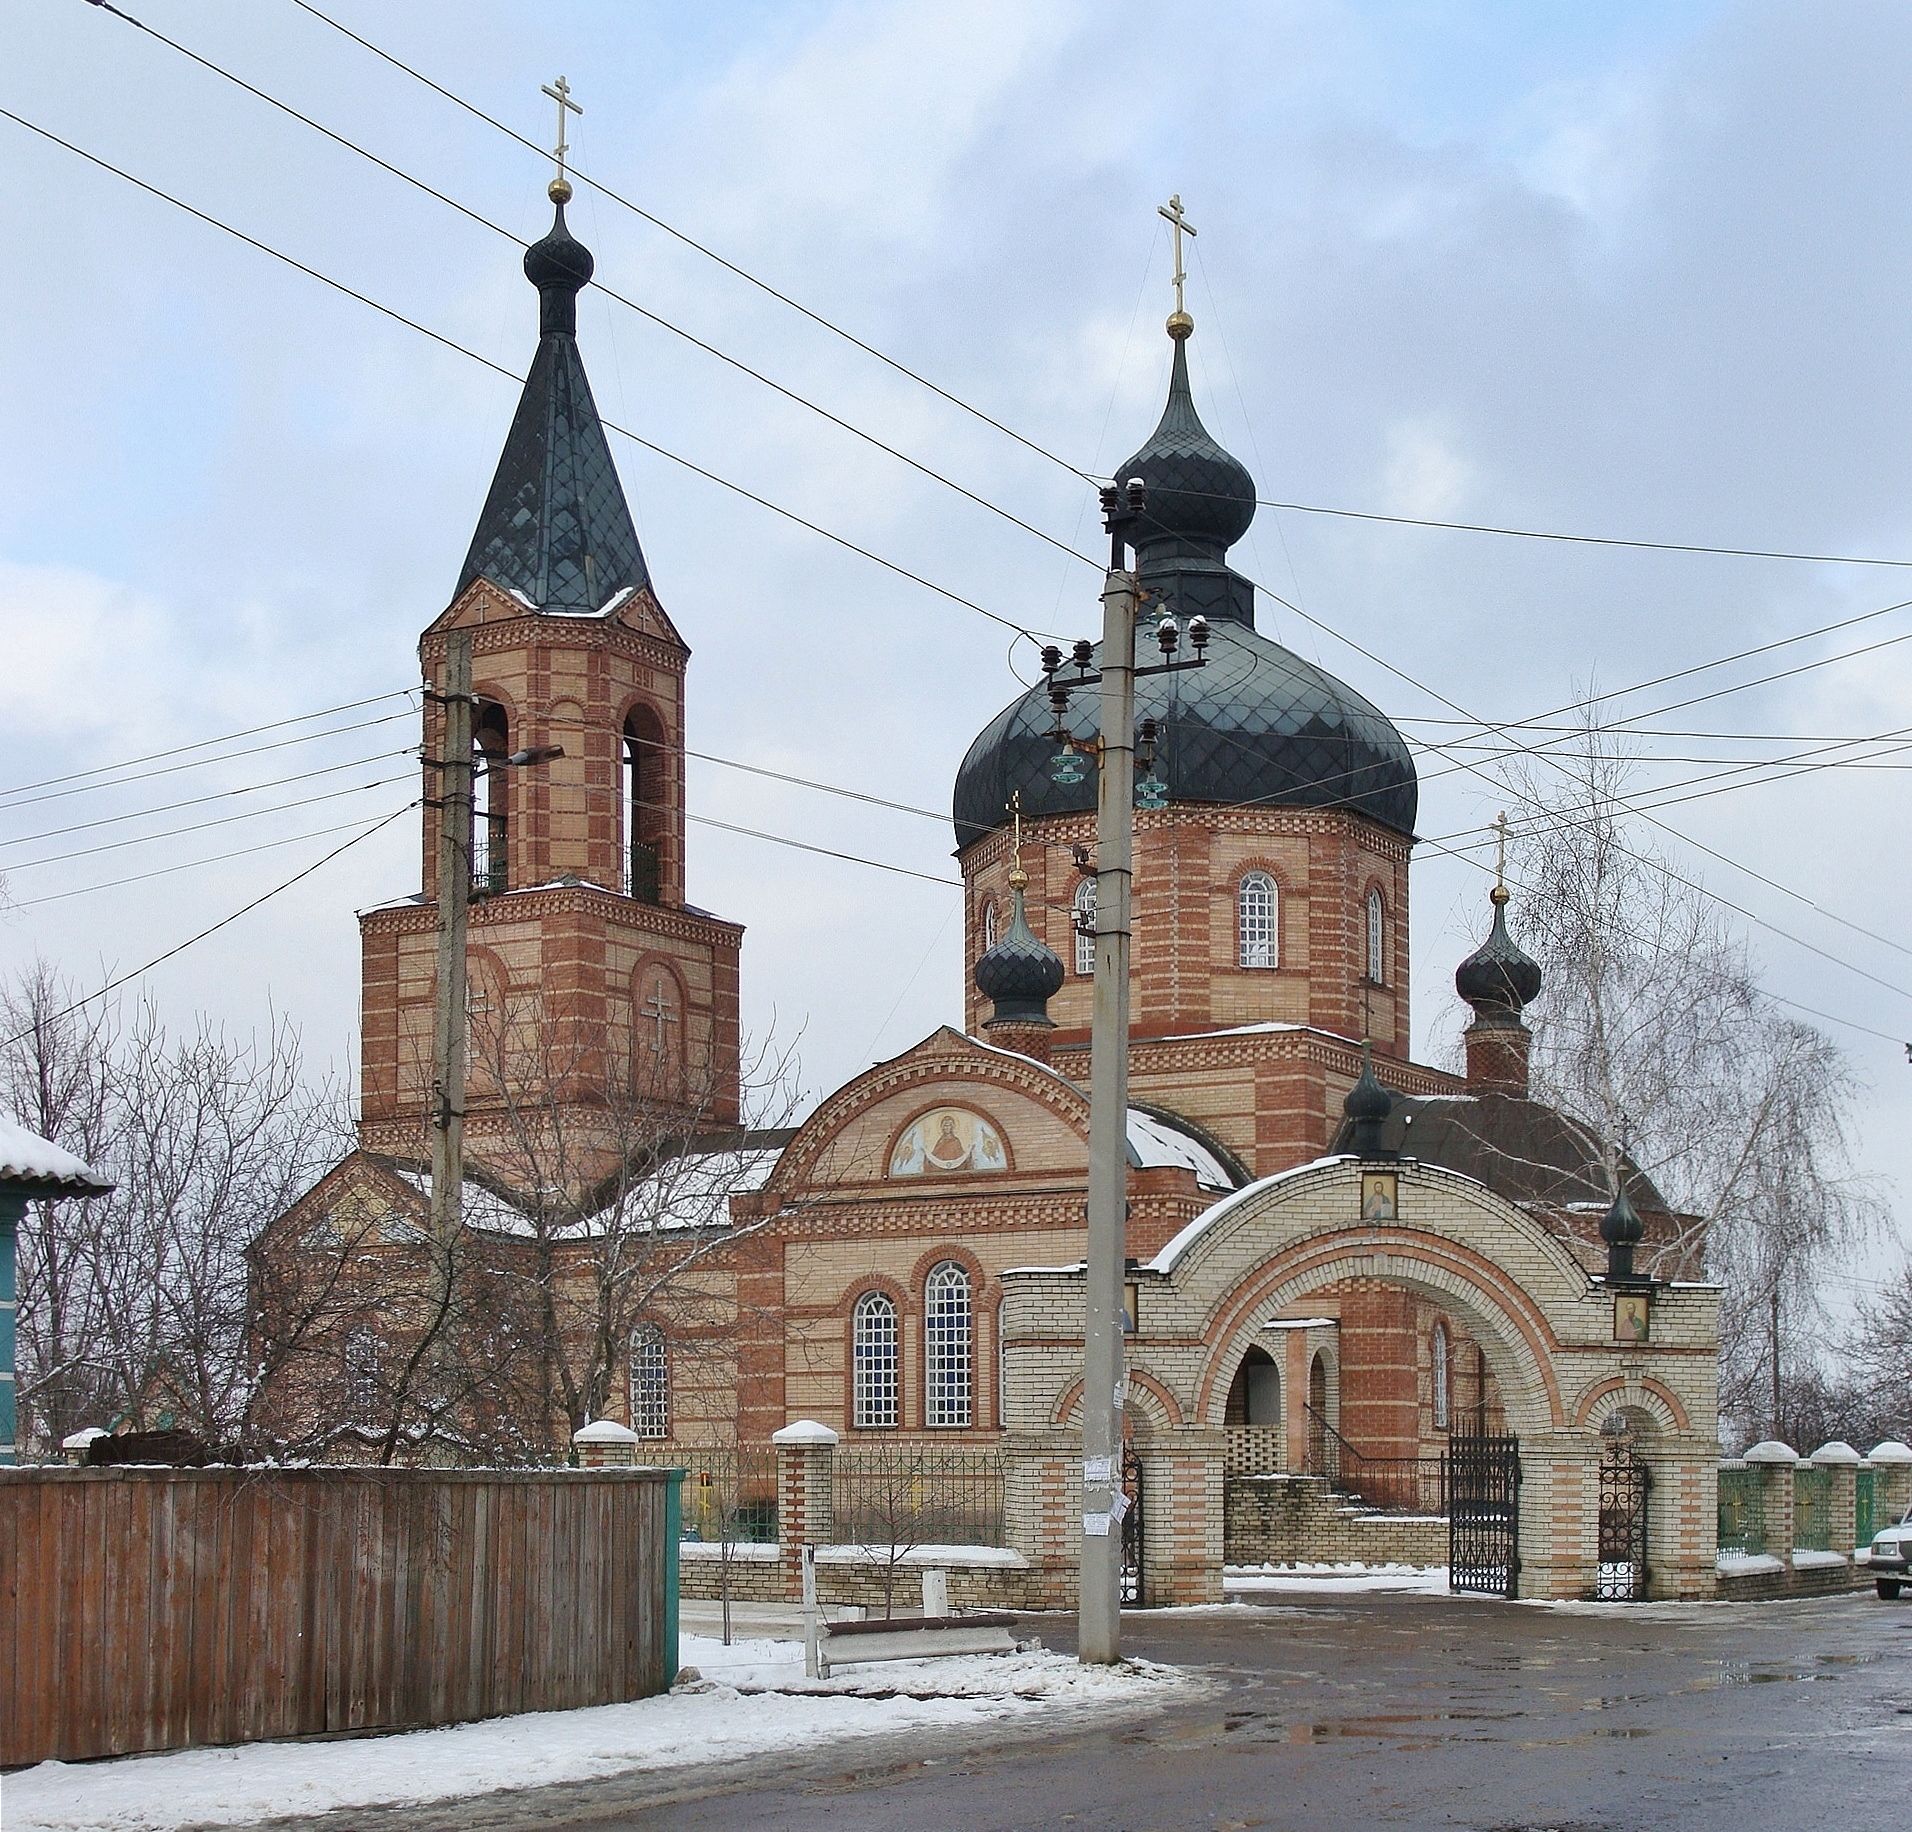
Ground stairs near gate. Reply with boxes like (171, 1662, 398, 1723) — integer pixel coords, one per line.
(1223, 1473, 1448, 1569)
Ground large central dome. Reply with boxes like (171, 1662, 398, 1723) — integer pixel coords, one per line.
(953, 326, 1417, 846)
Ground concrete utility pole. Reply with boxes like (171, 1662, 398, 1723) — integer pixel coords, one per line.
(427, 630, 476, 1243)
(1079, 522, 1139, 1666)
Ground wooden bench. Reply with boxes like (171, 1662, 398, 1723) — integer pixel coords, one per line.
(800, 1547, 1020, 1677)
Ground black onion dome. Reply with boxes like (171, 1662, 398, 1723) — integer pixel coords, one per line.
(1114, 334, 1256, 558)
(524, 200, 595, 336)
(1342, 1041, 1395, 1159)
(974, 885, 1065, 1024)
(1455, 888, 1542, 1024)
(952, 615, 1417, 844)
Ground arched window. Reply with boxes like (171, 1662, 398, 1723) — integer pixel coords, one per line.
(473, 701, 509, 895)
(624, 705, 668, 904)
(1366, 887, 1386, 984)
(1238, 872, 1277, 969)
(981, 900, 999, 951)
(852, 1292, 898, 1430)
(1073, 877, 1097, 978)
(1432, 1322, 1450, 1431)
(630, 1323, 669, 1439)
(344, 1327, 381, 1418)
(924, 1261, 973, 1428)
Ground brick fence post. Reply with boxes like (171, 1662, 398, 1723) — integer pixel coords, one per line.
(1809, 1440, 1861, 1555)
(1869, 1441, 1912, 1520)
(1743, 1439, 1798, 1568)
(574, 1420, 640, 1468)
(772, 1420, 837, 1602)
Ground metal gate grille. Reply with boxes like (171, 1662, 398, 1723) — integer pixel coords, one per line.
(1596, 1443, 1650, 1600)
(1120, 1445, 1144, 1607)
(1446, 1435, 1520, 1598)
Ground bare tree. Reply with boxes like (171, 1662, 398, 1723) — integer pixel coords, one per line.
(1504, 723, 1887, 1442)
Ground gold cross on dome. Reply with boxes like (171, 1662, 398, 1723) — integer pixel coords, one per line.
(1157, 194, 1198, 317)
(1006, 789, 1028, 890)
(541, 75, 584, 184)
(1493, 811, 1510, 890)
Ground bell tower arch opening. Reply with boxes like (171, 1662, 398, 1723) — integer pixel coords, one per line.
(624, 705, 669, 906)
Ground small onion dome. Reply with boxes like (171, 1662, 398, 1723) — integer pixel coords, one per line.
(1601, 1182, 1646, 1281)
(975, 880, 1064, 1026)
(1455, 885, 1542, 1026)
(524, 199, 595, 337)
(1342, 1039, 1395, 1159)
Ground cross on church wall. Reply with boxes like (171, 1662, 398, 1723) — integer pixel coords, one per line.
(641, 982, 678, 1060)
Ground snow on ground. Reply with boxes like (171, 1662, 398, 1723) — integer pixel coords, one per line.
(2, 1634, 1190, 1832)
(1223, 1561, 1452, 1595)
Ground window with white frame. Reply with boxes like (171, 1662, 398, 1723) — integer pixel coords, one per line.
(630, 1323, 669, 1438)
(1366, 888, 1386, 984)
(1432, 1321, 1450, 1431)
(344, 1326, 381, 1418)
(1238, 871, 1277, 968)
(852, 1291, 899, 1429)
(1073, 877, 1097, 977)
(924, 1261, 973, 1427)
(982, 900, 999, 951)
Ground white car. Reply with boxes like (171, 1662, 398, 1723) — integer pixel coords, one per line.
(1872, 1506, 1911, 1598)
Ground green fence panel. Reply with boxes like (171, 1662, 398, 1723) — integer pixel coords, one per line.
(1794, 1466, 1832, 1552)
(1717, 1467, 1765, 1554)
(1856, 1467, 1877, 1545)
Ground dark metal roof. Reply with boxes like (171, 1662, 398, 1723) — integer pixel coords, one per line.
(456, 202, 650, 614)
(1455, 888, 1543, 1020)
(952, 613, 1417, 844)
(974, 884, 1065, 1022)
(1114, 333, 1257, 565)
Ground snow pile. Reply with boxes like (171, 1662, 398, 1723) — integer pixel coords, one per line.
(2, 1634, 1188, 1832)
(1224, 1560, 1450, 1595)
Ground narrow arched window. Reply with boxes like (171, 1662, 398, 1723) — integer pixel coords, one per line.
(982, 900, 999, 951)
(345, 1326, 381, 1418)
(1366, 888, 1386, 984)
(852, 1292, 898, 1430)
(473, 701, 509, 895)
(630, 1323, 669, 1439)
(624, 706, 668, 904)
(1073, 877, 1097, 978)
(924, 1262, 973, 1428)
(1432, 1321, 1450, 1431)
(1238, 872, 1277, 969)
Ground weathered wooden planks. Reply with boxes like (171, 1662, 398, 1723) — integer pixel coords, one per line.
(0, 1467, 671, 1765)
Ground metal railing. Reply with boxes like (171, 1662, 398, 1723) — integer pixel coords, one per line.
(1856, 1466, 1878, 1545)
(471, 819, 508, 896)
(1304, 1405, 1448, 1515)
(1794, 1466, 1833, 1552)
(1716, 1466, 1765, 1554)
(675, 1446, 778, 1544)
(831, 1445, 1006, 1547)
(627, 838, 660, 904)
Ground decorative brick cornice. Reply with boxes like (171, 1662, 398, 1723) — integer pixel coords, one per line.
(359, 883, 743, 944)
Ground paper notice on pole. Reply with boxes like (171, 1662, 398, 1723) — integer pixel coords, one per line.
(1113, 1379, 1128, 1410)
(1083, 1511, 1113, 1537)
(1109, 1490, 1131, 1523)
(1082, 1456, 1113, 1484)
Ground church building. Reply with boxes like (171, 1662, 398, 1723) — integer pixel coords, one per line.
(254, 181, 1722, 1602)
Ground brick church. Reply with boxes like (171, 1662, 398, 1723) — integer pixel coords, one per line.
(255, 186, 1719, 1599)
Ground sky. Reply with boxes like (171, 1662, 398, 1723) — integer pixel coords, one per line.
(2, 0, 1910, 1301)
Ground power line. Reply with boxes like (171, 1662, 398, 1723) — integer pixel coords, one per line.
(83, 0, 1102, 579)
(0, 690, 415, 802)
(0, 106, 1051, 646)
(0, 803, 416, 1049)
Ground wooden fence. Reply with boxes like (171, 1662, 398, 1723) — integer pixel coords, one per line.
(0, 1465, 680, 1766)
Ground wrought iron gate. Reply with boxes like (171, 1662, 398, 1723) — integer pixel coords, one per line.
(1596, 1440, 1650, 1601)
(1120, 1444, 1144, 1606)
(1446, 1435, 1521, 1598)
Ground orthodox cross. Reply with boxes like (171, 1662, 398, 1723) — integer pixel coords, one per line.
(1157, 194, 1198, 317)
(1493, 810, 1510, 892)
(1006, 789, 1028, 888)
(541, 75, 583, 186)
(641, 983, 677, 1059)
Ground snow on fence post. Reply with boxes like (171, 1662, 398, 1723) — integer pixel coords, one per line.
(1869, 1441, 1912, 1521)
(1808, 1441, 1861, 1556)
(772, 1420, 838, 1603)
(574, 1419, 641, 1469)
(1743, 1441, 1799, 1565)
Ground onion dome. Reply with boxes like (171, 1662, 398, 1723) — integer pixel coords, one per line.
(1342, 1039, 1396, 1159)
(456, 186, 650, 615)
(952, 320, 1415, 847)
(1601, 1183, 1646, 1282)
(1455, 885, 1543, 1027)
(974, 874, 1064, 1026)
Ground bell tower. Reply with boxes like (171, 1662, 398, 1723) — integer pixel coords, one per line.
(357, 184, 743, 1184)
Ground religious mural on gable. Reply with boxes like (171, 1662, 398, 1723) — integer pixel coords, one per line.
(888, 1108, 1009, 1177)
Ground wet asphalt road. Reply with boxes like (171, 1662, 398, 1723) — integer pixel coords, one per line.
(309, 1590, 1912, 1832)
